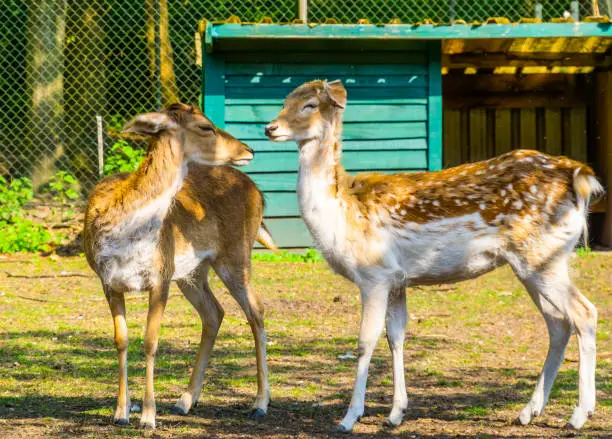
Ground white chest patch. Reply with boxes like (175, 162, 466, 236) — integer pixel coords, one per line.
(96, 165, 187, 292)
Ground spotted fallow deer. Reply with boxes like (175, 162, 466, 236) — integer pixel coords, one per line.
(265, 80, 603, 432)
(84, 103, 275, 429)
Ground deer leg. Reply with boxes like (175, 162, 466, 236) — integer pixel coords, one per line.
(338, 282, 390, 432)
(104, 286, 130, 425)
(173, 266, 224, 415)
(215, 261, 270, 417)
(515, 256, 596, 429)
(139, 283, 170, 430)
(567, 286, 597, 429)
(385, 285, 408, 427)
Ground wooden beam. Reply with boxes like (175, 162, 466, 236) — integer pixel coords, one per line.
(443, 73, 585, 93)
(442, 52, 609, 69)
(444, 92, 583, 109)
(596, 71, 612, 247)
(209, 23, 612, 43)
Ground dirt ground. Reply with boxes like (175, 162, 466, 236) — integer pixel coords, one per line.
(0, 252, 610, 438)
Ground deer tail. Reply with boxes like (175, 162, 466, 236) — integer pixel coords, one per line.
(256, 222, 278, 252)
(573, 166, 604, 249)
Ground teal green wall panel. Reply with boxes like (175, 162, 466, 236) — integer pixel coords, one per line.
(202, 45, 442, 247)
(262, 192, 300, 217)
(244, 150, 428, 173)
(227, 104, 427, 123)
(225, 86, 428, 101)
(226, 122, 427, 141)
(225, 74, 428, 89)
(247, 138, 428, 153)
(427, 42, 443, 171)
(224, 60, 428, 76)
(255, 218, 313, 248)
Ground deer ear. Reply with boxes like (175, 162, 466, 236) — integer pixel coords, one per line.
(324, 80, 347, 109)
(122, 112, 178, 136)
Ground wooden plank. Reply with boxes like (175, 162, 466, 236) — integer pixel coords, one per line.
(568, 107, 588, 162)
(597, 71, 612, 246)
(210, 23, 612, 41)
(202, 54, 226, 128)
(544, 108, 563, 155)
(443, 52, 608, 69)
(225, 74, 428, 88)
(226, 104, 428, 123)
(226, 97, 429, 105)
(519, 108, 537, 149)
(495, 109, 512, 155)
(244, 150, 429, 173)
(226, 86, 429, 101)
(444, 93, 583, 109)
(255, 218, 313, 248)
(443, 109, 462, 168)
(224, 60, 429, 76)
(246, 138, 428, 153)
(262, 192, 300, 217)
(251, 168, 426, 192)
(428, 41, 443, 171)
(227, 122, 428, 141)
(249, 173, 297, 192)
(443, 73, 585, 94)
(469, 108, 487, 161)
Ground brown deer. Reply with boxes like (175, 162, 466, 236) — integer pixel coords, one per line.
(265, 80, 602, 431)
(84, 103, 274, 429)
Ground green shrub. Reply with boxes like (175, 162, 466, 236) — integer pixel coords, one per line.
(0, 176, 60, 253)
(104, 140, 146, 176)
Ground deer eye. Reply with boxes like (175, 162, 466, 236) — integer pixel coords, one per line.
(198, 125, 213, 132)
(302, 102, 318, 112)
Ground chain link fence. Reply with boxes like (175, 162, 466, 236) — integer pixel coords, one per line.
(1, 0, 609, 192)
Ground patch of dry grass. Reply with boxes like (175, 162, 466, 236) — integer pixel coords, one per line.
(0, 252, 610, 438)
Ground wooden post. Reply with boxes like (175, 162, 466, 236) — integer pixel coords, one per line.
(96, 115, 104, 178)
(596, 71, 612, 247)
(298, 0, 307, 23)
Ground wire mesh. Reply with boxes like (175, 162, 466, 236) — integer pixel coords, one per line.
(308, 0, 610, 24)
(0, 0, 609, 192)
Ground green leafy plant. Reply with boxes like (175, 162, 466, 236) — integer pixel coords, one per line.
(0, 176, 33, 221)
(104, 139, 146, 176)
(40, 171, 81, 220)
(0, 176, 59, 253)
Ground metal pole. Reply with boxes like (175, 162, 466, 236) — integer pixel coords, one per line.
(571, 1, 580, 21)
(535, 3, 543, 20)
(96, 115, 104, 178)
(298, 0, 307, 23)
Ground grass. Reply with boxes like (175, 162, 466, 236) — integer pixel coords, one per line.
(0, 252, 610, 438)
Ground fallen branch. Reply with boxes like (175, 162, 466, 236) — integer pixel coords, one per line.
(3, 271, 94, 279)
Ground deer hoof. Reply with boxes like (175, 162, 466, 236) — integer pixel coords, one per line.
(113, 417, 129, 426)
(334, 424, 352, 433)
(170, 405, 189, 416)
(248, 408, 267, 419)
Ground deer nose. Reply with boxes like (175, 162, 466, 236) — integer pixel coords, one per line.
(245, 145, 254, 156)
(265, 123, 278, 137)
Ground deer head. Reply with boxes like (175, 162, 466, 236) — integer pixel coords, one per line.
(265, 80, 347, 145)
(123, 103, 254, 166)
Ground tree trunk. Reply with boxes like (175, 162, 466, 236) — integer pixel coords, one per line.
(26, 0, 66, 188)
(159, 0, 179, 105)
(64, 0, 106, 188)
(145, 0, 157, 92)
(144, 0, 179, 107)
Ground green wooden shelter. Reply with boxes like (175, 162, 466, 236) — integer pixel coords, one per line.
(199, 20, 612, 248)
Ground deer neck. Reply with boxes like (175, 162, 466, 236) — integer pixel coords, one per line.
(297, 130, 353, 257)
(113, 133, 187, 227)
